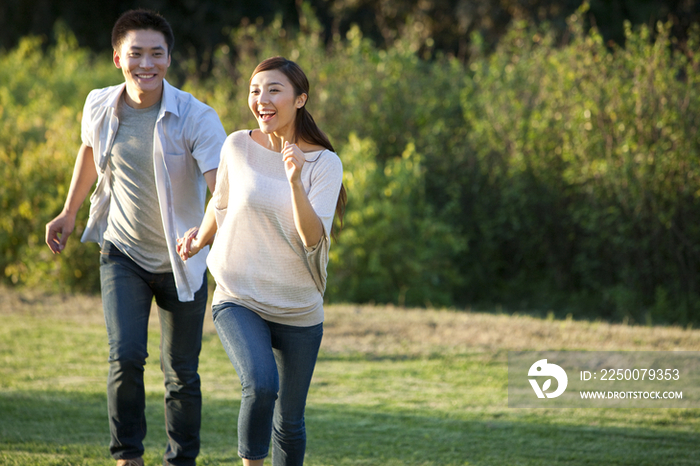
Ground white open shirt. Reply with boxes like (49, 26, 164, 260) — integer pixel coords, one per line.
(80, 80, 226, 301)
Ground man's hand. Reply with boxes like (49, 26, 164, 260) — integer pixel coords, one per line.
(177, 227, 204, 261)
(46, 211, 76, 254)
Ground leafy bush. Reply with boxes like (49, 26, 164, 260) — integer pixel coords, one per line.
(3, 7, 700, 324)
(0, 24, 117, 292)
(326, 135, 465, 307)
(461, 7, 700, 323)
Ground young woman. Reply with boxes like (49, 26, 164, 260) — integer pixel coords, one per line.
(177, 57, 346, 466)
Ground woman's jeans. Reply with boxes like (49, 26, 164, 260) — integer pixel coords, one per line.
(100, 241, 207, 465)
(212, 303, 323, 466)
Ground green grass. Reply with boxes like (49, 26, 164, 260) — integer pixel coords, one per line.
(1, 290, 700, 465)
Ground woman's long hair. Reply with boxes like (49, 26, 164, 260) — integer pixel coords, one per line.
(251, 57, 347, 239)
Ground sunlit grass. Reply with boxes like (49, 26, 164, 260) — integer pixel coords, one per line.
(1, 288, 700, 465)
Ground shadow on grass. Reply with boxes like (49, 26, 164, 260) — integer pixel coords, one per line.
(307, 403, 700, 465)
(1, 390, 699, 466)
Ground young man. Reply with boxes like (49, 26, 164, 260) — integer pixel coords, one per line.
(45, 9, 226, 466)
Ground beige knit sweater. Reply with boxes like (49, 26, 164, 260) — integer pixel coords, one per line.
(207, 130, 343, 327)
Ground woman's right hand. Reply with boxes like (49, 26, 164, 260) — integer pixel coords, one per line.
(176, 226, 203, 261)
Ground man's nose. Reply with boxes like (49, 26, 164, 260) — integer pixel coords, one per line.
(140, 55, 154, 68)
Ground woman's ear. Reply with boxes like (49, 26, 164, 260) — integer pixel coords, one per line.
(296, 93, 308, 109)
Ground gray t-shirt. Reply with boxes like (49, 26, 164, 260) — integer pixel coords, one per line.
(104, 94, 171, 273)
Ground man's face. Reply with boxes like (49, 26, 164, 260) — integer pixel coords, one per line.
(113, 29, 171, 106)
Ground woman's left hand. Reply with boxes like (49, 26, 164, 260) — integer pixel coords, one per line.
(282, 141, 304, 185)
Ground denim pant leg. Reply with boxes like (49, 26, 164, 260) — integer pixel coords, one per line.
(154, 274, 207, 466)
(100, 242, 206, 465)
(270, 320, 323, 466)
(213, 304, 278, 461)
(212, 303, 322, 466)
(100, 243, 154, 460)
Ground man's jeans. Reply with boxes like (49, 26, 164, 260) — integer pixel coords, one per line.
(100, 241, 207, 465)
(212, 302, 323, 466)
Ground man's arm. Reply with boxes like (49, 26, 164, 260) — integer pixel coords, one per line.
(176, 168, 218, 261)
(45, 144, 98, 254)
(203, 168, 217, 195)
(200, 168, 218, 246)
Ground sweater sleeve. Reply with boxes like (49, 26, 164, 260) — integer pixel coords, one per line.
(212, 133, 234, 228)
(303, 151, 343, 294)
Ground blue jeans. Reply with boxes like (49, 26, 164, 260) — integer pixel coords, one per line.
(212, 303, 323, 466)
(100, 241, 207, 466)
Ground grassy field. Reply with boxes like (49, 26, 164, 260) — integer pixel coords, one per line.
(1, 286, 700, 465)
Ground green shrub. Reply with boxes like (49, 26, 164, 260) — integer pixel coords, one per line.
(461, 7, 700, 323)
(0, 24, 117, 292)
(326, 134, 465, 307)
(3, 8, 700, 324)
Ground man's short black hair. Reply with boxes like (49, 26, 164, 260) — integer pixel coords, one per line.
(111, 9, 174, 55)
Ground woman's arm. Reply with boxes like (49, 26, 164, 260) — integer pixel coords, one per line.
(283, 142, 324, 247)
(289, 181, 324, 248)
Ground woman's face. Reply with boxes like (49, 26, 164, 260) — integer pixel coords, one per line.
(249, 69, 306, 137)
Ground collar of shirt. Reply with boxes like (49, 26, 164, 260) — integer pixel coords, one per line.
(102, 79, 179, 118)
